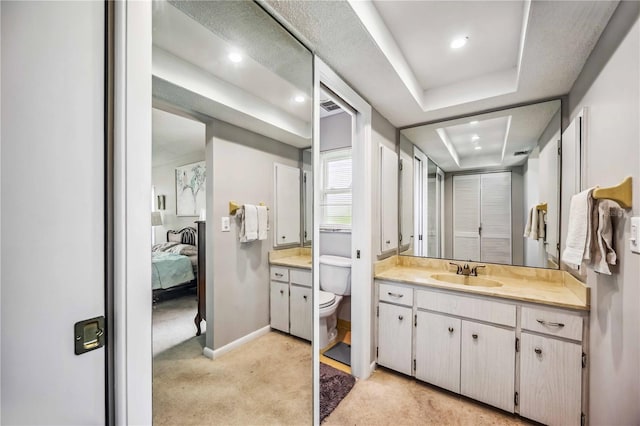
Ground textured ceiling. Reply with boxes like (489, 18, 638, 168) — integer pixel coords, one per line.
(264, 0, 617, 127)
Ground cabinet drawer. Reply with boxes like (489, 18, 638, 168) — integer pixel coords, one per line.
(521, 307, 583, 341)
(270, 267, 289, 282)
(416, 289, 515, 327)
(379, 282, 413, 306)
(290, 269, 311, 287)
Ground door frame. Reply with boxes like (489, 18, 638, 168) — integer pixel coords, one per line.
(314, 60, 373, 395)
(113, 1, 153, 424)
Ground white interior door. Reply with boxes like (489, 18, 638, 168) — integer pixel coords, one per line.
(1, 2, 106, 423)
(453, 175, 481, 261)
(480, 172, 512, 264)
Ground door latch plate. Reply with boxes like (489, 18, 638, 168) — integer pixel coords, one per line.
(74, 316, 105, 355)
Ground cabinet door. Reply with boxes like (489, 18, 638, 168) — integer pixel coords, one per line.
(380, 145, 398, 254)
(415, 311, 461, 393)
(461, 320, 515, 412)
(274, 163, 301, 246)
(377, 303, 412, 375)
(270, 281, 289, 333)
(520, 333, 582, 426)
(289, 285, 312, 341)
(453, 174, 481, 261)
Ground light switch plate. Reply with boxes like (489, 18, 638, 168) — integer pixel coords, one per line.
(221, 216, 230, 232)
(631, 217, 640, 254)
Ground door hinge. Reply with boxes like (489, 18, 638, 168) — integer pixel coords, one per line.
(581, 412, 586, 426)
(399, 233, 403, 243)
(582, 352, 587, 368)
(557, 242, 561, 251)
(414, 314, 417, 327)
(356, 250, 361, 259)
(376, 347, 379, 358)
(303, 174, 307, 183)
(418, 235, 423, 241)
(514, 392, 519, 406)
(413, 359, 416, 371)
(376, 305, 379, 317)
(515, 337, 520, 352)
(399, 159, 404, 171)
(304, 231, 307, 239)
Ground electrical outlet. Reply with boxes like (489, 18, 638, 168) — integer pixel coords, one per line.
(221, 216, 230, 232)
(631, 217, 640, 254)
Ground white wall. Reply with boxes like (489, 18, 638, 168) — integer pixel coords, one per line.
(152, 150, 205, 243)
(206, 119, 300, 350)
(566, 3, 640, 423)
(523, 154, 544, 267)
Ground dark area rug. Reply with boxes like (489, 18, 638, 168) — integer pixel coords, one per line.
(323, 341, 351, 366)
(320, 362, 356, 422)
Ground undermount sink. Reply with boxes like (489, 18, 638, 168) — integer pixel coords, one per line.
(430, 273, 503, 288)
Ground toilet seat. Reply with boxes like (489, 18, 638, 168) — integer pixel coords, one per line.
(319, 290, 336, 309)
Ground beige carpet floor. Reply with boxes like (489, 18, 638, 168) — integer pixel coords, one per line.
(153, 321, 312, 425)
(323, 367, 532, 425)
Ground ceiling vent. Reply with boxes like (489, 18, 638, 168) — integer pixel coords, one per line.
(513, 150, 530, 156)
(320, 99, 341, 112)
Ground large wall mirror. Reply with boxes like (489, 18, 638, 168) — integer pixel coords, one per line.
(399, 99, 561, 269)
(151, 1, 313, 424)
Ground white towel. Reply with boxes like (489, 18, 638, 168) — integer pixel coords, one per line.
(239, 204, 258, 243)
(257, 205, 268, 241)
(562, 188, 595, 269)
(530, 207, 540, 240)
(592, 200, 619, 275)
(524, 207, 533, 238)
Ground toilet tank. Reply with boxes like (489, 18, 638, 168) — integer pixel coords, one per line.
(319, 255, 352, 296)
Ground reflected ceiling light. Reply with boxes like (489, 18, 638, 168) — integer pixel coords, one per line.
(450, 36, 469, 49)
(470, 120, 478, 125)
(228, 52, 243, 63)
(471, 134, 480, 141)
(294, 95, 305, 103)
(474, 146, 482, 150)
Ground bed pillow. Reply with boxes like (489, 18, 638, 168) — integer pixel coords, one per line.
(167, 232, 182, 243)
(152, 242, 179, 252)
(166, 244, 198, 256)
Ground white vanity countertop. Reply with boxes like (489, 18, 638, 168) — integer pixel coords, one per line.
(375, 258, 589, 311)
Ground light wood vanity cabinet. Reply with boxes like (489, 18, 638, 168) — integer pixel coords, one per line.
(269, 266, 312, 341)
(376, 280, 587, 425)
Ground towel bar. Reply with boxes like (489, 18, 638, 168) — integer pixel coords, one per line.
(592, 176, 632, 209)
(229, 201, 269, 215)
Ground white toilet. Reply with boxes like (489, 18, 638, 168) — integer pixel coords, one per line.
(319, 254, 352, 349)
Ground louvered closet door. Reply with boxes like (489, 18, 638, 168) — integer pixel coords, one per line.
(453, 175, 481, 261)
(480, 173, 512, 264)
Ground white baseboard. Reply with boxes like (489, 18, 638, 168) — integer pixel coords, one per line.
(201, 325, 271, 359)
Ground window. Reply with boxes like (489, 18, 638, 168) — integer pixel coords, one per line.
(320, 148, 352, 230)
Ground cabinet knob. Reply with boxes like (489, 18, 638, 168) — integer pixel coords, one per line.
(398, 315, 404, 321)
(386, 240, 391, 244)
(303, 295, 307, 301)
(281, 236, 286, 239)
(448, 327, 454, 333)
(280, 290, 284, 295)
(472, 334, 478, 340)
(534, 347, 542, 355)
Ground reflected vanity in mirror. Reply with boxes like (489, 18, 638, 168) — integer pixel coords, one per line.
(400, 99, 561, 268)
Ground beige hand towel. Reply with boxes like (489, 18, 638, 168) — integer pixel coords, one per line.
(562, 188, 595, 269)
(592, 200, 619, 275)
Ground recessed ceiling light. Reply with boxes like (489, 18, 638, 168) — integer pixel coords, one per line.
(471, 134, 480, 141)
(228, 52, 243, 63)
(294, 95, 305, 103)
(474, 146, 482, 150)
(470, 120, 478, 125)
(450, 36, 469, 49)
